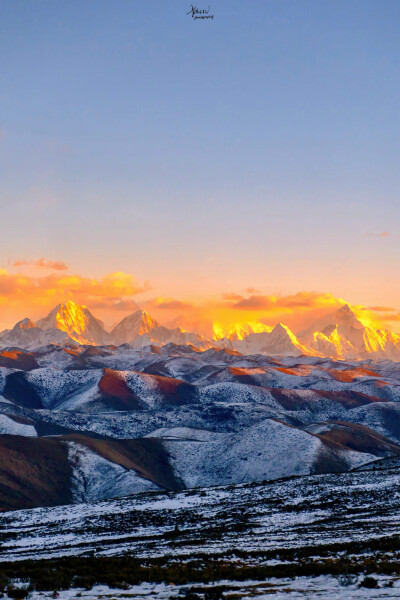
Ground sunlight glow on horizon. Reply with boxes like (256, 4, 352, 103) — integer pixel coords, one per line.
(1, 262, 400, 336)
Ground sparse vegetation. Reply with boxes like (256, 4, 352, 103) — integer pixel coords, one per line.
(0, 540, 398, 593)
(359, 576, 379, 588)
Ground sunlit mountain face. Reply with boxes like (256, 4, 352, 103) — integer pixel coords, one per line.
(111, 310, 161, 346)
(36, 301, 110, 346)
(212, 321, 273, 341)
(1, 299, 400, 360)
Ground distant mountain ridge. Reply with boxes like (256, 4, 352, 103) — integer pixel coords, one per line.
(111, 309, 212, 349)
(0, 317, 73, 350)
(1, 301, 400, 360)
(298, 304, 400, 360)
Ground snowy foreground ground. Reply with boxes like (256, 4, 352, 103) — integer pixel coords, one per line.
(2, 468, 400, 561)
(2, 468, 400, 597)
(23, 576, 400, 599)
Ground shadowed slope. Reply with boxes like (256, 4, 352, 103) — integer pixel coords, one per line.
(63, 434, 184, 490)
(313, 421, 400, 457)
(0, 437, 72, 511)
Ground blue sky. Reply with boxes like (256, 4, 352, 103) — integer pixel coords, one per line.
(1, 0, 400, 323)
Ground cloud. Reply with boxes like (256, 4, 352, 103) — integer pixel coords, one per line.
(87, 298, 140, 312)
(365, 232, 390, 238)
(157, 300, 193, 310)
(1, 266, 398, 339)
(0, 269, 146, 310)
(246, 287, 261, 294)
(372, 312, 400, 323)
(139, 291, 351, 338)
(12, 258, 68, 271)
(222, 292, 244, 301)
(227, 291, 343, 311)
(144, 297, 194, 311)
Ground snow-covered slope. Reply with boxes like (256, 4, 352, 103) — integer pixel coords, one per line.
(237, 323, 313, 356)
(37, 301, 110, 345)
(299, 304, 400, 360)
(0, 318, 73, 350)
(154, 420, 376, 488)
(68, 442, 159, 502)
(111, 310, 161, 345)
(0, 414, 37, 436)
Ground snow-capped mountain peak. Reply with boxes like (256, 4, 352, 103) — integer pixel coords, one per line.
(36, 301, 110, 345)
(237, 322, 313, 357)
(111, 309, 161, 345)
(13, 318, 37, 330)
(298, 303, 400, 360)
(110, 309, 212, 349)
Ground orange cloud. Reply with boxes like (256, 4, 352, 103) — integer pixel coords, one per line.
(372, 312, 400, 323)
(157, 300, 193, 310)
(365, 232, 390, 238)
(143, 291, 350, 337)
(227, 291, 343, 311)
(351, 306, 400, 329)
(143, 297, 194, 311)
(0, 267, 398, 340)
(222, 292, 244, 301)
(12, 258, 68, 271)
(0, 269, 147, 328)
(87, 298, 140, 312)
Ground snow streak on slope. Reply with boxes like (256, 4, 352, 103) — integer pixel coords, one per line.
(0, 414, 37, 436)
(161, 420, 376, 488)
(68, 442, 159, 502)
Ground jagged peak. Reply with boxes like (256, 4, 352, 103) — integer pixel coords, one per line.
(336, 304, 359, 321)
(338, 303, 352, 313)
(271, 322, 291, 335)
(55, 300, 88, 312)
(134, 309, 153, 319)
(13, 318, 37, 330)
(36, 300, 108, 345)
(117, 309, 159, 325)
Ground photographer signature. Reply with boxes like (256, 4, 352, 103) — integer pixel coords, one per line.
(187, 5, 214, 20)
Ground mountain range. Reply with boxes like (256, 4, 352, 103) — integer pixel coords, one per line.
(1, 300, 400, 361)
